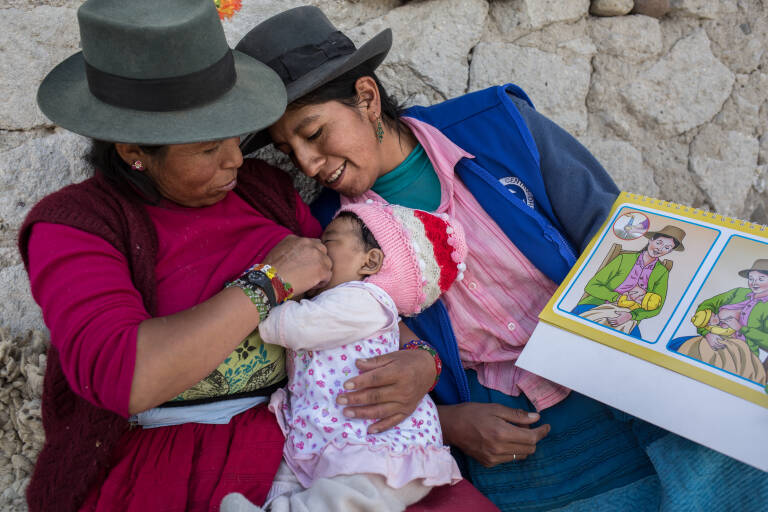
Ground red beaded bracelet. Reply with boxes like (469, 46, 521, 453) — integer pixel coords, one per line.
(403, 339, 442, 392)
(250, 263, 294, 303)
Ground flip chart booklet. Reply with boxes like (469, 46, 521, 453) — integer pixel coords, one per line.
(517, 193, 768, 471)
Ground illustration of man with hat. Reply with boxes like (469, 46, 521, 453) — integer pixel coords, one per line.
(573, 225, 686, 339)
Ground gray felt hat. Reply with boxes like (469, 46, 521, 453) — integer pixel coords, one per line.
(36, 0, 287, 145)
(236, 5, 392, 154)
(739, 259, 768, 278)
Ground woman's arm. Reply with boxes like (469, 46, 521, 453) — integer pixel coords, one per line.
(334, 322, 435, 433)
(28, 224, 330, 416)
(131, 286, 268, 413)
(134, 235, 330, 413)
(583, 255, 623, 302)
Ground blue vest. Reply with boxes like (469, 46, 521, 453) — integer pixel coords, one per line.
(312, 84, 577, 404)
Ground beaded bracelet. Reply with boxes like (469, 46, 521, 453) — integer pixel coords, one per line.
(226, 264, 292, 321)
(403, 339, 442, 392)
(225, 281, 272, 322)
(250, 263, 294, 303)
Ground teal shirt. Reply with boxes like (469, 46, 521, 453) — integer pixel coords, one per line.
(372, 144, 441, 211)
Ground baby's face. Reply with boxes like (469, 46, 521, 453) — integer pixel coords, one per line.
(317, 216, 371, 292)
(717, 308, 739, 326)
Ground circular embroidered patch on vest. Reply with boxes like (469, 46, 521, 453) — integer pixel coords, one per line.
(499, 176, 535, 209)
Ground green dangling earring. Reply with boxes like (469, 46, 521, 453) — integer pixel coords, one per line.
(376, 117, 384, 144)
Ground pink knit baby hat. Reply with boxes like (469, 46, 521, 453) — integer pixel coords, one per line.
(337, 200, 468, 316)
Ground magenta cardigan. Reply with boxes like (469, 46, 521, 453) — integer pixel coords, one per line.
(18, 159, 318, 512)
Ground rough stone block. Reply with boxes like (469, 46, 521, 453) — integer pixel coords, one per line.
(590, 0, 634, 17)
(222, 0, 402, 48)
(490, 0, 590, 40)
(588, 14, 662, 62)
(0, 131, 91, 233)
(632, 0, 671, 18)
(669, 0, 721, 19)
(469, 42, 591, 135)
(621, 30, 734, 135)
(690, 124, 759, 217)
(581, 138, 660, 197)
(703, 6, 767, 74)
(0, 6, 80, 130)
(349, 0, 488, 104)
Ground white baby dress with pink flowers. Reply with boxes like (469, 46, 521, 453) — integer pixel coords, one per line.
(259, 281, 462, 489)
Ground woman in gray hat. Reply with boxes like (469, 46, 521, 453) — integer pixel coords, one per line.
(16, 1, 456, 511)
(236, 6, 768, 512)
(670, 258, 768, 383)
(574, 225, 686, 339)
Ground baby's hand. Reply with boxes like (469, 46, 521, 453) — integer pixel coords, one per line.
(705, 333, 727, 351)
(627, 286, 646, 302)
(720, 315, 742, 331)
(608, 310, 633, 327)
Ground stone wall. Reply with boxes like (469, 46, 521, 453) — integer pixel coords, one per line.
(0, 0, 766, 509)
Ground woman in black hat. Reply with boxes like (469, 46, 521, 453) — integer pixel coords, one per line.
(13, 1, 429, 511)
(236, 6, 768, 512)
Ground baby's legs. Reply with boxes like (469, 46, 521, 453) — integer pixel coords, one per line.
(264, 460, 304, 504)
(269, 473, 430, 512)
(220, 469, 431, 512)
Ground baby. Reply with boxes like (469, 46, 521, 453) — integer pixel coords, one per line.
(692, 307, 743, 349)
(227, 202, 466, 512)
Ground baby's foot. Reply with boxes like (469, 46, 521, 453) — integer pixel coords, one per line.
(220, 492, 266, 512)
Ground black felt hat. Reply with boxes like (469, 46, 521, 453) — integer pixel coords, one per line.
(236, 5, 392, 154)
(36, 0, 286, 144)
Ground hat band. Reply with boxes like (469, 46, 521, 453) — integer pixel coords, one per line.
(266, 31, 356, 83)
(85, 50, 237, 112)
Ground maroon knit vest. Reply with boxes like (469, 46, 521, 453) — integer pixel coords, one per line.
(18, 159, 301, 512)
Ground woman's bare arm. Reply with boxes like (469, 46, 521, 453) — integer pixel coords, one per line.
(129, 235, 331, 414)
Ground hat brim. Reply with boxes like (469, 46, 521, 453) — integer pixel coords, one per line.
(643, 231, 684, 251)
(738, 268, 768, 278)
(240, 28, 392, 155)
(37, 51, 286, 145)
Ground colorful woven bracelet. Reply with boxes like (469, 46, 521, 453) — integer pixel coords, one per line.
(225, 280, 272, 322)
(251, 263, 294, 303)
(403, 339, 442, 392)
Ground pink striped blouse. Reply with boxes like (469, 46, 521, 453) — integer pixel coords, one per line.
(342, 117, 570, 411)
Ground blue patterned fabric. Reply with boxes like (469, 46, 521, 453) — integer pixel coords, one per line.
(550, 476, 661, 512)
(647, 433, 768, 512)
(458, 371, 656, 511)
(460, 371, 768, 511)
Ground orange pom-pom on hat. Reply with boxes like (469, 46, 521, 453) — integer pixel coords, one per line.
(336, 200, 467, 316)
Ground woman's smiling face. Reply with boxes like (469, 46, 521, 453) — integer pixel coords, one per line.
(268, 99, 384, 197)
